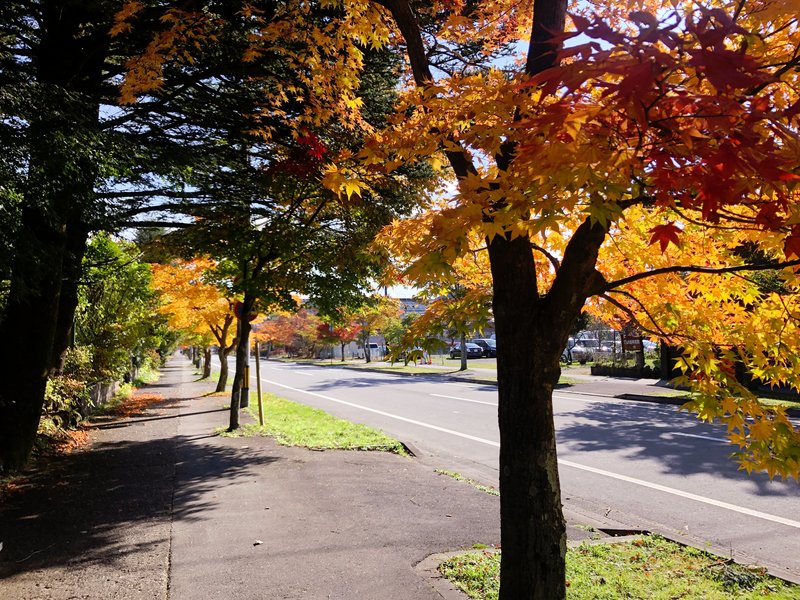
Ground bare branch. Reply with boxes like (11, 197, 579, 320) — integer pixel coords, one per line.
(605, 259, 800, 291)
(531, 242, 560, 271)
(117, 220, 191, 229)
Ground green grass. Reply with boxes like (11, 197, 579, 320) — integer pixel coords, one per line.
(441, 358, 498, 370)
(758, 397, 800, 411)
(132, 363, 160, 387)
(439, 536, 798, 600)
(349, 362, 455, 374)
(217, 391, 407, 454)
(435, 469, 499, 496)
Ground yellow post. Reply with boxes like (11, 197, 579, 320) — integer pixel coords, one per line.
(255, 341, 264, 426)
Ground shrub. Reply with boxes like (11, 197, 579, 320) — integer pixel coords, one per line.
(40, 376, 91, 433)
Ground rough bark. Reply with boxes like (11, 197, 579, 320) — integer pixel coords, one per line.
(210, 314, 235, 392)
(229, 292, 254, 430)
(0, 201, 66, 472)
(488, 234, 566, 599)
(216, 346, 230, 393)
(459, 332, 467, 371)
(202, 347, 212, 379)
(49, 221, 90, 375)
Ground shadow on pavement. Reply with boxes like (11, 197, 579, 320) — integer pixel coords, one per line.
(0, 433, 279, 579)
(89, 408, 229, 430)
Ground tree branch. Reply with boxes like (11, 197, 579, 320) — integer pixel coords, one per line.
(601, 290, 676, 341)
(531, 242, 560, 271)
(605, 259, 800, 291)
(117, 220, 192, 229)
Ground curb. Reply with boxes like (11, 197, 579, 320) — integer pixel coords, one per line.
(415, 551, 477, 600)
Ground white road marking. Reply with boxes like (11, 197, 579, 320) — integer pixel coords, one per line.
(431, 393, 497, 406)
(260, 376, 800, 531)
(260, 378, 502, 446)
(669, 432, 727, 444)
(558, 460, 800, 530)
(291, 370, 315, 377)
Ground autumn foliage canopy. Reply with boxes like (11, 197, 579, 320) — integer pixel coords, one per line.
(112, 0, 799, 475)
(370, 1, 800, 479)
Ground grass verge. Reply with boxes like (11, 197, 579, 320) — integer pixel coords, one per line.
(217, 391, 407, 454)
(435, 469, 499, 496)
(439, 535, 797, 599)
(758, 397, 800, 411)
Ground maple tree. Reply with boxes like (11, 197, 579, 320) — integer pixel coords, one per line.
(254, 307, 323, 358)
(316, 321, 363, 361)
(366, 0, 800, 597)
(151, 258, 239, 392)
(253, 307, 306, 356)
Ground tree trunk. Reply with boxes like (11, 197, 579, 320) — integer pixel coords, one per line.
(0, 2, 105, 472)
(489, 235, 568, 599)
(216, 347, 230, 393)
(193, 347, 202, 369)
(364, 331, 372, 363)
(202, 347, 212, 379)
(50, 221, 90, 375)
(459, 332, 467, 371)
(229, 293, 254, 430)
(341, 342, 346, 361)
(0, 199, 66, 472)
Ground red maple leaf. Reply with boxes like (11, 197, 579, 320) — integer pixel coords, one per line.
(649, 222, 683, 252)
(784, 227, 800, 259)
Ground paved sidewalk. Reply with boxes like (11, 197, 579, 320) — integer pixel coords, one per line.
(5, 356, 604, 600)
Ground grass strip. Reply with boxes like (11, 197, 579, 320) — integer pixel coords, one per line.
(439, 535, 797, 599)
(758, 397, 800, 411)
(218, 391, 407, 455)
(435, 469, 499, 496)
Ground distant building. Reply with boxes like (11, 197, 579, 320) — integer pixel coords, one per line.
(398, 297, 426, 315)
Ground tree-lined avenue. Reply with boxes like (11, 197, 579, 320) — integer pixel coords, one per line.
(225, 358, 800, 581)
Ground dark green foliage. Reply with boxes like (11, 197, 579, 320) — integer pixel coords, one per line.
(0, 0, 435, 468)
(75, 233, 168, 381)
(41, 376, 91, 432)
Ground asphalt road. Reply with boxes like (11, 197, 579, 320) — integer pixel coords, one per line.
(226, 357, 800, 581)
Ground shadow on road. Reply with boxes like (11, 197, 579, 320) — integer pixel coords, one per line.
(556, 401, 797, 496)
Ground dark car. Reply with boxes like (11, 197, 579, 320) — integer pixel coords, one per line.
(450, 342, 483, 359)
(470, 338, 497, 358)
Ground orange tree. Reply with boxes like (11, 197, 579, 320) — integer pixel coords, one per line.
(350, 296, 401, 362)
(254, 306, 322, 357)
(151, 258, 238, 392)
(366, 0, 800, 597)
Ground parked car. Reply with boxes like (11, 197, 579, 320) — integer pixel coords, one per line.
(470, 338, 497, 357)
(561, 337, 593, 364)
(450, 343, 483, 359)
